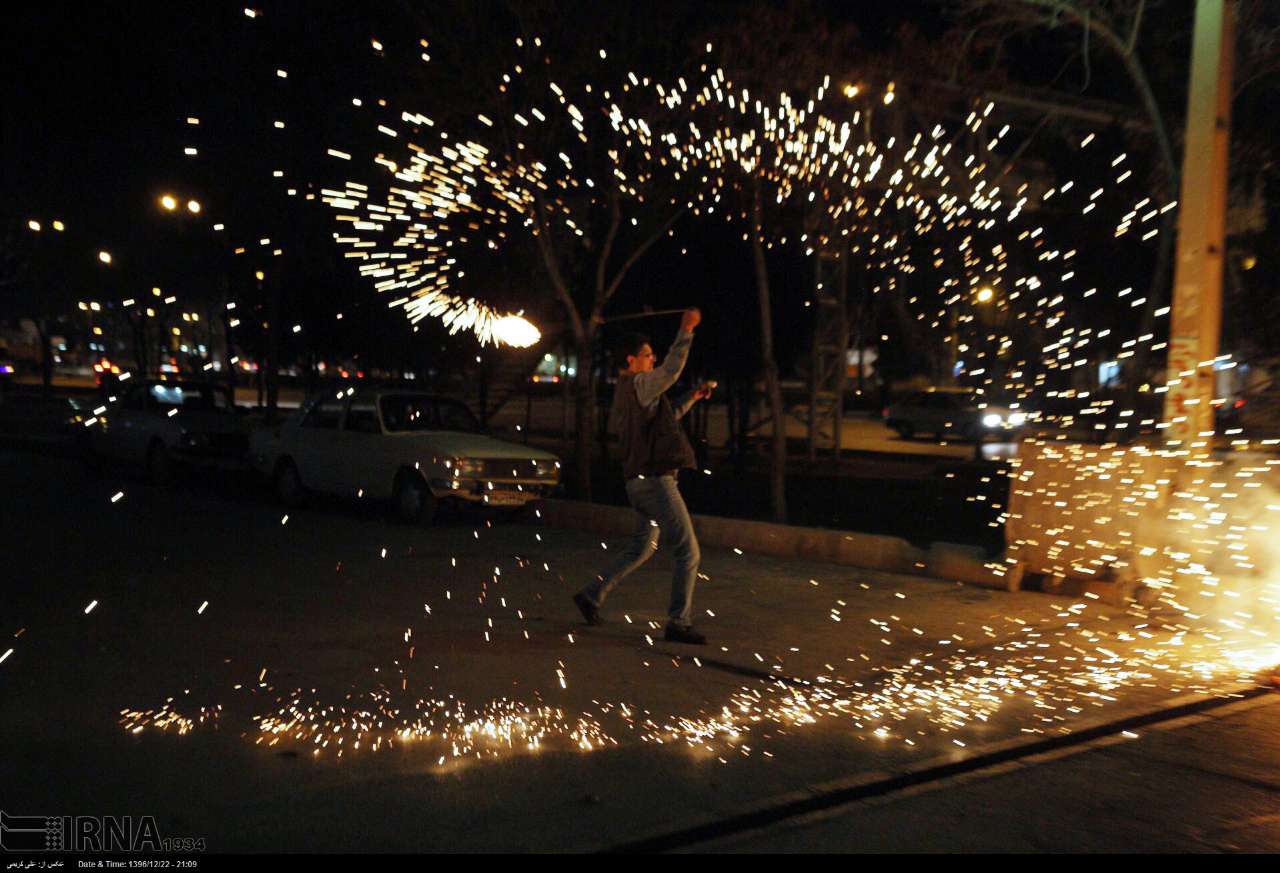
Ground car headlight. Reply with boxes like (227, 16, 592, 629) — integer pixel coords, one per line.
(452, 458, 485, 476)
(1008, 412, 1026, 426)
(982, 413, 1003, 428)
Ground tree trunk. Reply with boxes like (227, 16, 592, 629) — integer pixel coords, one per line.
(265, 271, 282, 423)
(220, 278, 236, 402)
(751, 184, 787, 522)
(130, 314, 148, 380)
(572, 333, 596, 502)
(560, 340, 571, 444)
(36, 319, 53, 396)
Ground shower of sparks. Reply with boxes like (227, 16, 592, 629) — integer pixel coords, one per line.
(118, 440, 1280, 768)
(305, 28, 1186, 402)
(13, 23, 1271, 774)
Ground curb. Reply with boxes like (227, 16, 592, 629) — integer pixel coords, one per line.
(601, 682, 1273, 853)
(527, 498, 1023, 592)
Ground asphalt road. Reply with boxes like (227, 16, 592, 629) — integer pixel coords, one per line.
(0, 447, 1272, 852)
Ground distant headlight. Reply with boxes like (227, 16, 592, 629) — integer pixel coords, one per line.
(982, 413, 1003, 428)
(1008, 412, 1027, 426)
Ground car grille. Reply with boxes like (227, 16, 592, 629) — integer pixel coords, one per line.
(476, 458, 557, 480)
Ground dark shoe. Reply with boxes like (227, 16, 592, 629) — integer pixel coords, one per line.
(573, 592, 601, 626)
(663, 624, 707, 645)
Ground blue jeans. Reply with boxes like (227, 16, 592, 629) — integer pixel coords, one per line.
(581, 474, 701, 627)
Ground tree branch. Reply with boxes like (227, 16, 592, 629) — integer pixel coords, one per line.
(600, 205, 686, 310)
(1127, 0, 1146, 56)
(530, 190, 585, 345)
(594, 184, 622, 308)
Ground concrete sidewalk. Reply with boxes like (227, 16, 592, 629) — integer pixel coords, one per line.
(0, 449, 1269, 852)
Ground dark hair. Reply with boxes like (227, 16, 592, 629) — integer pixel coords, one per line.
(614, 332, 651, 369)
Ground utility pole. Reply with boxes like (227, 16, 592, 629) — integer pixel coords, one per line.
(1163, 0, 1235, 445)
(807, 251, 848, 461)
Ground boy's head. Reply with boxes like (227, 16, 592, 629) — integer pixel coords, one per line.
(615, 332, 656, 374)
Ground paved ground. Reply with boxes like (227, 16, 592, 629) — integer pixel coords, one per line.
(708, 694, 1280, 853)
(0, 446, 1273, 853)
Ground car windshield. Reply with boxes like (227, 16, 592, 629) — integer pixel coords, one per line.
(379, 395, 480, 433)
(147, 383, 231, 411)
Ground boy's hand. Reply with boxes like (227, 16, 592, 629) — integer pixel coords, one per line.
(694, 380, 716, 401)
(680, 307, 702, 333)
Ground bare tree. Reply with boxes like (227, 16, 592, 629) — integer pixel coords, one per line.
(0, 213, 98, 394)
(380, 1, 697, 500)
(690, 0, 861, 521)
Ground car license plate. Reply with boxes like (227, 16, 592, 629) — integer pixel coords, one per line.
(486, 490, 527, 506)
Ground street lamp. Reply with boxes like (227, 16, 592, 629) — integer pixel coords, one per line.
(160, 194, 178, 211)
(976, 287, 994, 303)
(186, 200, 201, 214)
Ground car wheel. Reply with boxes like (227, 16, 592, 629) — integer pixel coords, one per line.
(895, 423, 915, 440)
(274, 458, 306, 508)
(146, 441, 172, 485)
(394, 471, 437, 525)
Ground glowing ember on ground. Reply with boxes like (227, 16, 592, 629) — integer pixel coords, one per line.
(117, 442, 1279, 768)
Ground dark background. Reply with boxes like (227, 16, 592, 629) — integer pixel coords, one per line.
(4, 1, 1277, 385)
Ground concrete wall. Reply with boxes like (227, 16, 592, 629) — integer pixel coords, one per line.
(528, 498, 1023, 592)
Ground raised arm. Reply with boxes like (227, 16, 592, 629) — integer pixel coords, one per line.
(633, 330, 693, 409)
(632, 308, 700, 410)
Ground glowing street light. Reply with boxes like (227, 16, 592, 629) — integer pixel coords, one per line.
(160, 194, 178, 211)
(52, 220, 65, 231)
(186, 199, 202, 214)
(98, 251, 113, 265)
(27, 219, 40, 232)
(976, 287, 994, 303)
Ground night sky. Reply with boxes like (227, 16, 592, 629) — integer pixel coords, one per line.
(6, 1, 1267, 385)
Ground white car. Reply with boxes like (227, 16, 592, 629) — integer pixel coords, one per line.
(883, 388, 1028, 441)
(87, 379, 250, 480)
(251, 387, 561, 522)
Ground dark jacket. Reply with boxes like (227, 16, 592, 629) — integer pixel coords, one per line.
(609, 330, 698, 479)
(613, 372, 696, 479)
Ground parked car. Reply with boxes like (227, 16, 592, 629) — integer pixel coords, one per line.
(883, 388, 1028, 441)
(86, 379, 250, 480)
(0, 392, 94, 449)
(250, 387, 561, 522)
